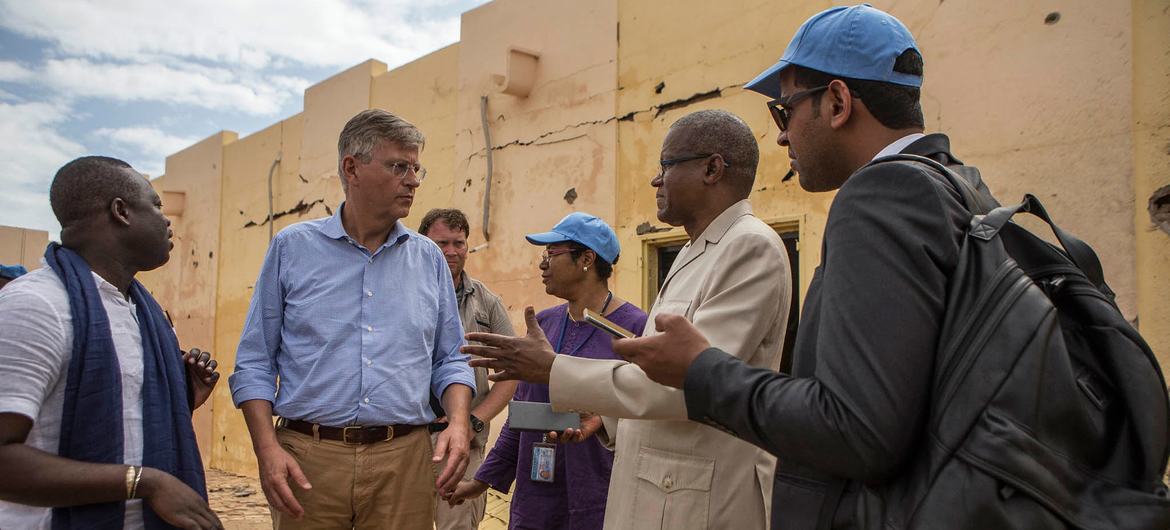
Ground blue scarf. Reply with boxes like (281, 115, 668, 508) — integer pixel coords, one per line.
(45, 243, 206, 529)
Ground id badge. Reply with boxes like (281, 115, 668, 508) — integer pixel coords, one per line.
(530, 440, 557, 483)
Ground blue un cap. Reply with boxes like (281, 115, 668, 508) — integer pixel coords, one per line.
(745, 4, 921, 99)
(526, 212, 620, 264)
(0, 264, 28, 280)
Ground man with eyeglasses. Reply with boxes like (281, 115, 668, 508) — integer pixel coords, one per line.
(463, 109, 791, 530)
(230, 109, 475, 529)
(611, 5, 1000, 530)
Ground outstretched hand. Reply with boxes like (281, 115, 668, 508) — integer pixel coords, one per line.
(612, 313, 710, 389)
(465, 306, 557, 384)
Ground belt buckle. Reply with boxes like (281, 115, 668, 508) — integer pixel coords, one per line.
(342, 426, 362, 445)
(341, 425, 394, 444)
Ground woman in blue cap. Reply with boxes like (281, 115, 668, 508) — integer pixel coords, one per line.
(450, 212, 648, 529)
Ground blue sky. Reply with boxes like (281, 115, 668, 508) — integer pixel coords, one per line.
(0, 0, 489, 239)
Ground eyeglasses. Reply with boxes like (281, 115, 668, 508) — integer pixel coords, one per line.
(540, 247, 575, 263)
(656, 153, 730, 180)
(766, 85, 829, 132)
(388, 161, 427, 182)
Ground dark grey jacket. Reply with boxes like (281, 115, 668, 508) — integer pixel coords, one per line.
(683, 134, 974, 529)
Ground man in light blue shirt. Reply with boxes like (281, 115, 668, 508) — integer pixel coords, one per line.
(229, 109, 476, 530)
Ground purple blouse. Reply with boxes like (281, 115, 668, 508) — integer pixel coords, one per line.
(475, 301, 648, 530)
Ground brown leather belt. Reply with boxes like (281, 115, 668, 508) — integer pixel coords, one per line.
(278, 418, 420, 445)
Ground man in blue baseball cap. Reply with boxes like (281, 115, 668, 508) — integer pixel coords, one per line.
(611, 5, 1002, 529)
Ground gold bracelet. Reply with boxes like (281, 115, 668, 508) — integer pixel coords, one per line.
(124, 466, 136, 500)
(129, 466, 143, 500)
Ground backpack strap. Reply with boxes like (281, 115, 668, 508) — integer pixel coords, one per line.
(869, 154, 1115, 299)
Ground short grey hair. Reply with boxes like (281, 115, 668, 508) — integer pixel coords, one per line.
(668, 110, 759, 198)
(337, 109, 425, 191)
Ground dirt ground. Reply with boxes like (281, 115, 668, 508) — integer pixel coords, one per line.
(206, 468, 272, 530)
(206, 468, 511, 530)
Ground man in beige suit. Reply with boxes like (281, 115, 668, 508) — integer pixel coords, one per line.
(464, 109, 791, 530)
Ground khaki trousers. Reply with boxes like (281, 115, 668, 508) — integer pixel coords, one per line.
(272, 426, 435, 530)
(430, 432, 486, 530)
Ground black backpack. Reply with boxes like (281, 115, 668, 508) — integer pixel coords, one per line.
(874, 154, 1170, 529)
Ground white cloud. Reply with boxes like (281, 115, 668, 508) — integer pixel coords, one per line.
(0, 0, 476, 70)
(0, 0, 485, 234)
(31, 59, 308, 115)
(0, 101, 85, 235)
(0, 60, 34, 82)
(93, 126, 201, 177)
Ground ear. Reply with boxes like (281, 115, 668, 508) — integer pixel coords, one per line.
(110, 197, 131, 227)
(827, 79, 854, 130)
(341, 155, 359, 188)
(581, 249, 597, 270)
(702, 154, 726, 186)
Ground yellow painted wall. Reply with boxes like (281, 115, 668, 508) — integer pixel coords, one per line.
(375, 44, 460, 232)
(0, 225, 48, 270)
(448, 0, 619, 318)
(212, 112, 306, 475)
(139, 131, 236, 461)
(614, 0, 829, 307)
(1132, 0, 1170, 369)
(129, 0, 1170, 495)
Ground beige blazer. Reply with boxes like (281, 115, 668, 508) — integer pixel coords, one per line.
(549, 200, 791, 530)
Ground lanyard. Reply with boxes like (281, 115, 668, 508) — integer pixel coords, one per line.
(554, 291, 613, 356)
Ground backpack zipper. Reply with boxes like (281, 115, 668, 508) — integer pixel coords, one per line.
(937, 260, 1016, 374)
(934, 268, 1035, 421)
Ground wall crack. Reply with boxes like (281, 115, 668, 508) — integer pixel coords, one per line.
(242, 198, 326, 229)
(460, 85, 741, 165)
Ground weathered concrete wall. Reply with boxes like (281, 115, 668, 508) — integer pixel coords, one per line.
(138, 131, 236, 461)
(614, 0, 829, 308)
(449, 0, 619, 318)
(0, 225, 48, 270)
(130, 0, 1169, 483)
(211, 113, 305, 475)
(893, 0, 1138, 321)
(1132, 0, 1170, 369)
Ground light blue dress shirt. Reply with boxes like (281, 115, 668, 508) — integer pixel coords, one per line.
(229, 205, 475, 426)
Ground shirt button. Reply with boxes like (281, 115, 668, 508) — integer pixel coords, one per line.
(364, 397, 370, 404)
(662, 476, 674, 490)
(366, 325, 373, 332)
(366, 290, 373, 297)
(366, 359, 373, 366)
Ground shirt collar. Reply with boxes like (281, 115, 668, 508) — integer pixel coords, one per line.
(319, 202, 410, 249)
(872, 132, 926, 161)
(458, 271, 476, 296)
(694, 199, 753, 245)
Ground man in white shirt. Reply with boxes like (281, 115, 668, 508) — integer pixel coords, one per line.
(0, 156, 221, 530)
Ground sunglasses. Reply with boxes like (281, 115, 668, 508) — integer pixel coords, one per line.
(765, 85, 829, 132)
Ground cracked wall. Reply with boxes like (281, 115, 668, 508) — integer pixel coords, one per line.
(441, 0, 620, 322)
(614, 0, 832, 306)
(131, 0, 1170, 479)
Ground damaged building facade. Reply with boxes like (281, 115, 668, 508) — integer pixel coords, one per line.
(133, 0, 1170, 480)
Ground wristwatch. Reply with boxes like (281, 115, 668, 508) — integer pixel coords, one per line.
(469, 414, 485, 433)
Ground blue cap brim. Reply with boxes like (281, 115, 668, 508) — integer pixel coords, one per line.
(525, 231, 570, 246)
(744, 60, 790, 100)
